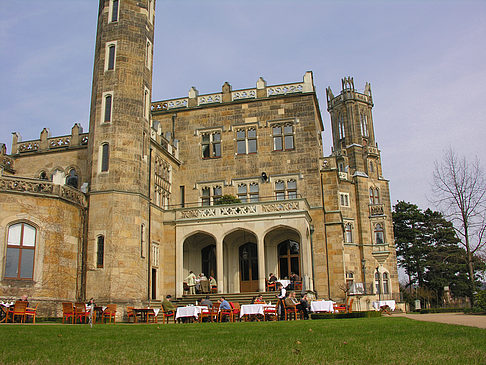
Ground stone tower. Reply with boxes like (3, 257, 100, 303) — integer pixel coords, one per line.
(86, 0, 156, 303)
(326, 77, 398, 297)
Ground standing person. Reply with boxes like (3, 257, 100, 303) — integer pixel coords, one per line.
(297, 293, 310, 320)
(277, 283, 287, 320)
(185, 271, 196, 295)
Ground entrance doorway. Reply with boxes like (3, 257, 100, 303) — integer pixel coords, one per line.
(278, 240, 300, 279)
(201, 244, 216, 278)
(151, 268, 157, 300)
(239, 243, 259, 292)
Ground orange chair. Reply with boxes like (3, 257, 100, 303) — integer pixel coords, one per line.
(229, 302, 240, 322)
(102, 304, 117, 323)
(266, 279, 276, 292)
(218, 304, 233, 322)
(127, 306, 136, 323)
(62, 302, 75, 324)
(161, 307, 176, 324)
(210, 303, 220, 322)
(263, 305, 277, 321)
(25, 303, 39, 324)
(6, 301, 28, 323)
(74, 302, 88, 324)
(198, 306, 211, 323)
(282, 300, 298, 320)
(210, 285, 218, 294)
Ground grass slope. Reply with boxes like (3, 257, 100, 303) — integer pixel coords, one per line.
(1, 317, 485, 364)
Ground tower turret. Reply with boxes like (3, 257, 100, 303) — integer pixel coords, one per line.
(85, 0, 156, 304)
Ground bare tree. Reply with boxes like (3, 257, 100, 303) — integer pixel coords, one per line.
(431, 149, 486, 305)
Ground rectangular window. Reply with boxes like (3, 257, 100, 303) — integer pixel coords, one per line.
(237, 184, 247, 203)
(273, 123, 295, 151)
(105, 43, 116, 71)
(101, 143, 110, 172)
(275, 180, 297, 200)
(97, 235, 104, 268)
(236, 127, 257, 155)
(104, 94, 112, 123)
(287, 179, 297, 199)
(180, 186, 185, 208)
(339, 192, 350, 207)
(146, 40, 152, 70)
(140, 224, 145, 258)
(236, 130, 246, 155)
(249, 183, 259, 202)
(202, 187, 210, 206)
(110, 0, 119, 23)
(275, 181, 285, 200)
(201, 131, 221, 159)
(201, 185, 222, 206)
(143, 88, 150, 120)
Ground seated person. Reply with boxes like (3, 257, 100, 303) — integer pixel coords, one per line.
(254, 295, 265, 304)
(209, 276, 217, 287)
(296, 293, 310, 320)
(285, 291, 299, 308)
(219, 297, 231, 321)
(268, 273, 277, 283)
(162, 295, 176, 314)
(200, 295, 213, 308)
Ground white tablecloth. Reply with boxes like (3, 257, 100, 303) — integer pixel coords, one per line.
(176, 305, 207, 319)
(310, 300, 335, 313)
(239, 304, 276, 318)
(277, 280, 291, 288)
(372, 300, 396, 311)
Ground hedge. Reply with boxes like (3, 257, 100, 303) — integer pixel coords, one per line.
(310, 311, 381, 320)
(419, 308, 465, 314)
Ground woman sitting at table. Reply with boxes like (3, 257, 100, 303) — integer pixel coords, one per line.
(254, 295, 265, 304)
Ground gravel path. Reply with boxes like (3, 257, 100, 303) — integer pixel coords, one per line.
(392, 312, 486, 329)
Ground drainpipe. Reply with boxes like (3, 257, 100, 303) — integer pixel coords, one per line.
(309, 225, 315, 292)
(80, 202, 89, 302)
(147, 147, 152, 302)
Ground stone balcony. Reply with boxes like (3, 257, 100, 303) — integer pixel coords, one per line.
(369, 203, 385, 217)
(174, 198, 311, 222)
(372, 243, 391, 264)
(0, 175, 87, 208)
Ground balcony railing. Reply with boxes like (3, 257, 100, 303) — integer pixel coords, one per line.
(369, 203, 384, 216)
(0, 176, 87, 208)
(175, 197, 309, 221)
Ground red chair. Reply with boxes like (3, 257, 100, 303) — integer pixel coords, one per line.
(127, 306, 136, 323)
(263, 305, 277, 321)
(198, 306, 211, 323)
(25, 303, 38, 324)
(218, 305, 233, 322)
(161, 308, 176, 324)
(229, 302, 240, 322)
(62, 302, 75, 324)
(102, 304, 117, 323)
(74, 302, 88, 324)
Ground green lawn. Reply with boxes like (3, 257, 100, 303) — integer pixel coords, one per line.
(1, 317, 485, 364)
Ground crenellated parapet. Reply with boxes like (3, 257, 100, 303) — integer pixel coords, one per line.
(151, 72, 315, 113)
(11, 123, 88, 156)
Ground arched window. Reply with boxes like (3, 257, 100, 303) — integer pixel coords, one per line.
(374, 223, 384, 244)
(104, 94, 112, 123)
(107, 44, 116, 70)
(101, 143, 109, 172)
(374, 271, 381, 293)
(369, 188, 374, 204)
(345, 223, 353, 243)
(278, 240, 300, 280)
(65, 169, 79, 188)
(382, 272, 389, 294)
(360, 113, 368, 137)
(5, 222, 36, 279)
(338, 114, 345, 140)
(39, 171, 48, 180)
(97, 235, 104, 268)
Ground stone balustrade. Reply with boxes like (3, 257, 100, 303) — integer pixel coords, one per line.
(11, 124, 88, 156)
(151, 72, 315, 113)
(0, 175, 87, 208)
(176, 198, 308, 221)
(369, 204, 385, 216)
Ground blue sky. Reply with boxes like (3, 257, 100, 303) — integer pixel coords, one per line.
(1, 0, 485, 210)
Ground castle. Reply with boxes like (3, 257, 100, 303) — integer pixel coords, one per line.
(0, 0, 399, 316)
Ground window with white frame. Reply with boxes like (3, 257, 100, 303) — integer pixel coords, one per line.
(237, 182, 259, 203)
(374, 223, 384, 244)
(360, 112, 368, 137)
(201, 185, 222, 206)
(105, 42, 117, 71)
(140, 224, 146, 258)
(339, 192, 350, 207)
(236, 127, 257, 155)
(346, 272, 354, 289)
(272, 123, 295, 151)
(154, 156, 171, 209)
(143, 87, 150, 120)
(109, 0, 119, 23)
(102, 92, 113, 123)
(274, 179, 297, 200)
(201, 131, 221, 159)
(375, 271, 381, 293)
(4, 222, 36, 279)
(345, 223, 353, 243)
(147, 0, 154, 24)
(151, 242, 159, 267)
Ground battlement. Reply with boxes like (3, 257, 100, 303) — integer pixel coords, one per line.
(326, 77, 373, 109)
(151, 72, 315, 113)
(10, 123, 88, 156)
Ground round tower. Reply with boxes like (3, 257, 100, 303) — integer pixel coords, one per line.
(85, 0, 156, 304)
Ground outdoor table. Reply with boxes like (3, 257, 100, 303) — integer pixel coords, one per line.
(372, 300, 396, 311)
(133, 308, 160, 323)
(310, 300, 335, 313)
(277, 280, 291, 288)
(175, 305, 207, 321)
(0, 302, 14, 323)
(239, 304, 276, 320)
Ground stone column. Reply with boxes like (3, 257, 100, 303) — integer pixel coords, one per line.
(258, 235, 265, 292)
(216, 237, 224, 293)
(176, 238, 184, 298)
